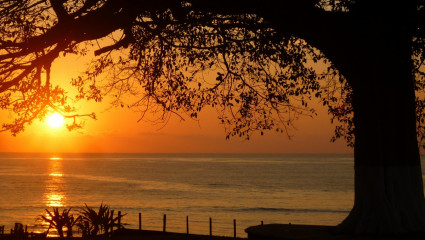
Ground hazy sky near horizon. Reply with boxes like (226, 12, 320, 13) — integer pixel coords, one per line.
(0, 52, 351, 154)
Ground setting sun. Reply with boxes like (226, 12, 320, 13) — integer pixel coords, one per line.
(46, 113, 65, 129)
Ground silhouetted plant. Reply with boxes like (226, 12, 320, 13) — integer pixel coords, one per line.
(39, 207, 80, 239)
(77, 203, 125, 238)
(63, 209, 80, 238)
(101, 208, 122, 236)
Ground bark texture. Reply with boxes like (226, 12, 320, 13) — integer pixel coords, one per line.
(335, 3, 425, 232)
(339, 165, 425, 234)
(338, 75, 425, 233)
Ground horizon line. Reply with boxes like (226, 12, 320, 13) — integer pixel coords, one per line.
(0, 151, 353, 155)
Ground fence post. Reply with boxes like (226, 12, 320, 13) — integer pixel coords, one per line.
(163, 214, 167, 232)
(186, 216, 189, 235)
(209, 217, 212, 237)
(233, 219, 236, 239)
(118, 211, 122, 230)
(139, 213, 142, 230)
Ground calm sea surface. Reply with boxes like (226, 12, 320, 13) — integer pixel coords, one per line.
(0, 153, 415, 237)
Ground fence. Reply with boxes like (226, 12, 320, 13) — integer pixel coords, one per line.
(133, 212, 262, 239)
(2, 212, 266, 239)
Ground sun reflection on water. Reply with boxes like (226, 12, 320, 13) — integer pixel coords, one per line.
(43, 157, 66, 207)
(49, 173, 63, 177)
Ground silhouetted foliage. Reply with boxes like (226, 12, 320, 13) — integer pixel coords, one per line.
(39, 204, 124, 239)
(39, 207, 80, 239)
(0, 0, 372, 144)
(0, 0, 423, 147)
(77, 203, 125, 238)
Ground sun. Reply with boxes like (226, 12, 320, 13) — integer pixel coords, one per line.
(46, 113, 65, 129)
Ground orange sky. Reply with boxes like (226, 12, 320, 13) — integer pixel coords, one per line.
(0, 53, 352, 154)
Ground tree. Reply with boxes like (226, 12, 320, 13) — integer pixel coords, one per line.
(2, 0, 425, 235)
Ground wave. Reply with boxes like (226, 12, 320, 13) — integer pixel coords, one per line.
(211, 206, 350, 214)
(205, 183, 231, 187)
(67, 173, 196, 192)
(0, 172, 45, 177)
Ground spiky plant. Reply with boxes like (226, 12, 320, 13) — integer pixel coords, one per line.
(78, 204, 102, 236)
(62, 209, 81, 237)
(78, 203, 125, 237)
(40, 207, 79, 239)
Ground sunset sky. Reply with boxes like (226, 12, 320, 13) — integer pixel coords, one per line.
(0, 52, 351, 154)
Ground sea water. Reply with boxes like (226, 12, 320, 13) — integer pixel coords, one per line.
(0, 153, 365, 237)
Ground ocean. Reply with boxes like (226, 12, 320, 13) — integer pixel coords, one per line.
(0, 153, 362, 237)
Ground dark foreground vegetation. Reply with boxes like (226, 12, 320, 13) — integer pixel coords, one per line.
(0, 204, 245, 240)
(0, 204, 124, 240)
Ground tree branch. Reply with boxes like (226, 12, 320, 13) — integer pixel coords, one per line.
(49, 0, 70, 22)
(94, 30, 133, 56)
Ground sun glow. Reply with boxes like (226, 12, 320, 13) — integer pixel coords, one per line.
(46, 113, 64, 128)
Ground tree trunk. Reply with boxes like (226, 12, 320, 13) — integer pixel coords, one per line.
(57, 228, 64, 239)
(66, 226, 73, 238)
(337, 27, 425, 234)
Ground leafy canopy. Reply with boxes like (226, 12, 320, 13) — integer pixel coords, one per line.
(0, 0, 425, 146)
